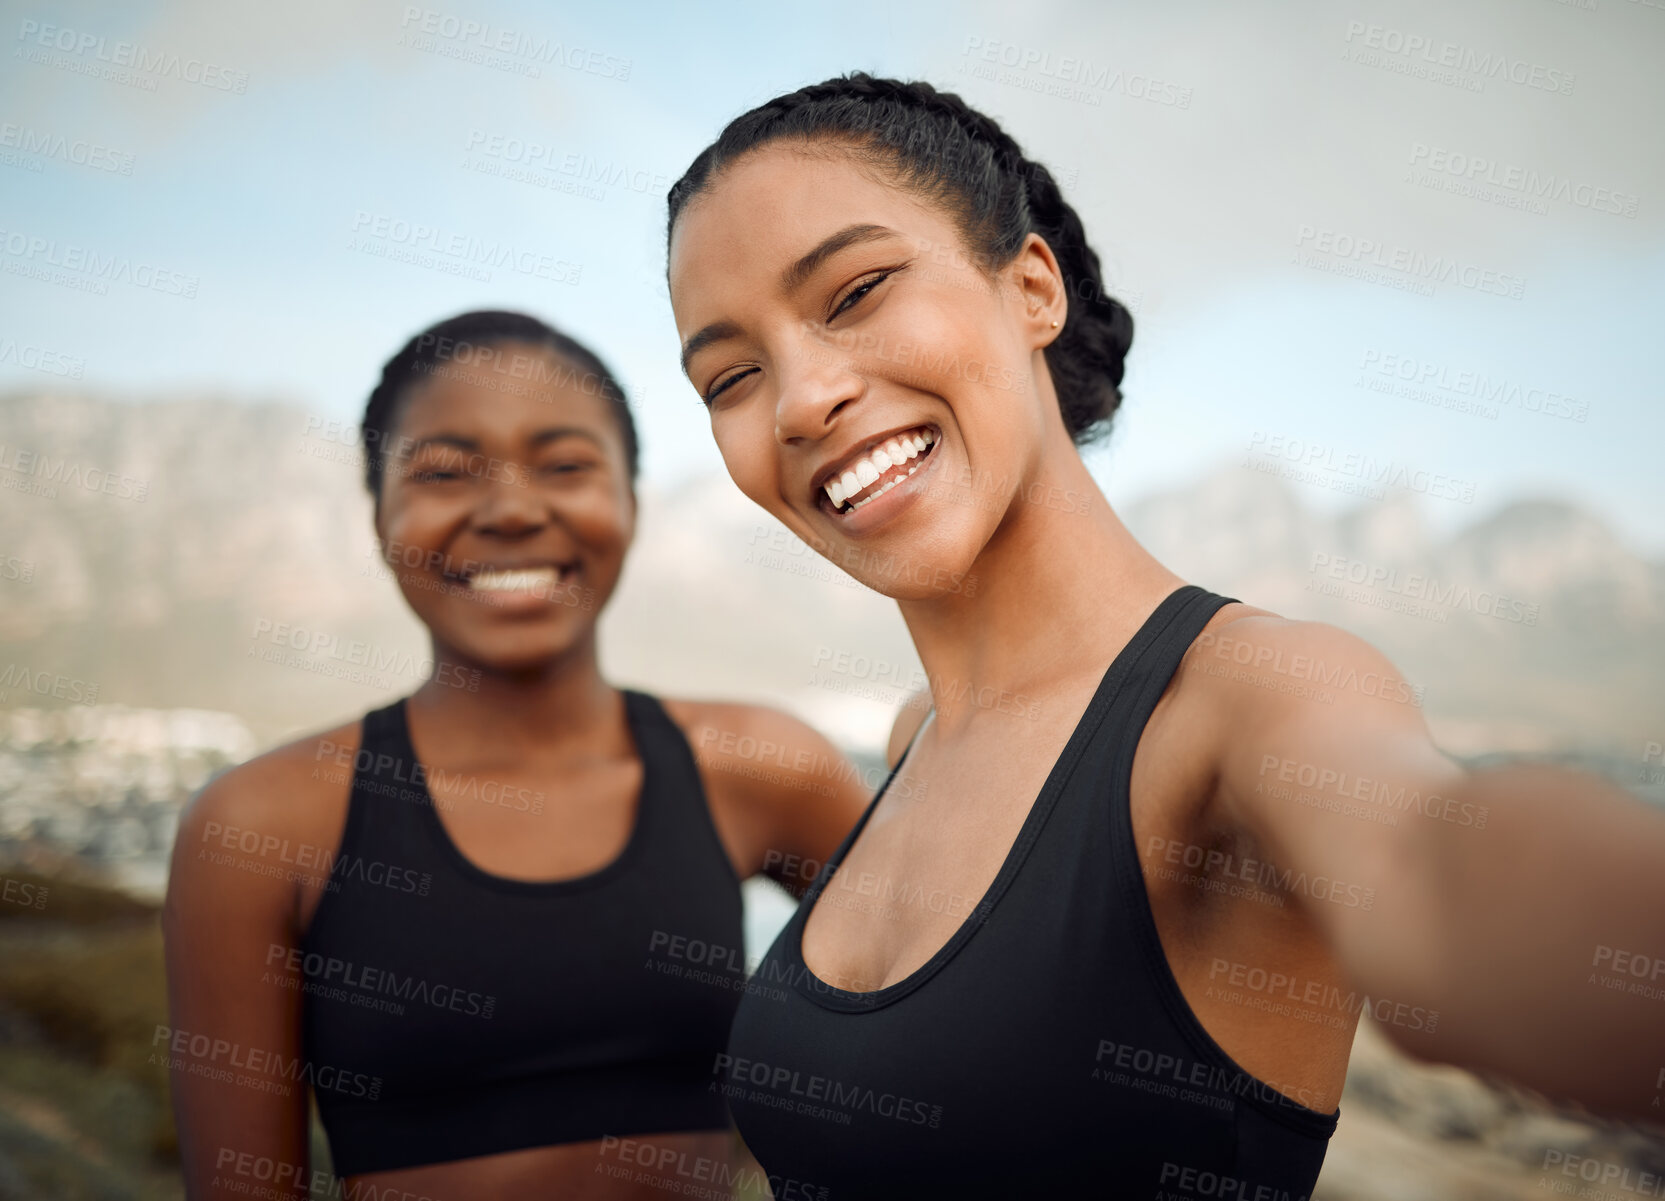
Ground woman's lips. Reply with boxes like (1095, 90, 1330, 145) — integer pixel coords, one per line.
(467, 565, 567, 594)
(814, 429, 944, 534)
(435, 562, 583, 607)
(821, 426, 938, 513)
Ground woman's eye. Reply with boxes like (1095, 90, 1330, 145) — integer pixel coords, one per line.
(831, 270, 893, 319)
(703, 368, 756, 406)
(539, 460, 591, 475)
(408, 467, 459, 483)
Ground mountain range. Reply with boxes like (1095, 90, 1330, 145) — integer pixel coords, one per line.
(2, 392, 1660, 770)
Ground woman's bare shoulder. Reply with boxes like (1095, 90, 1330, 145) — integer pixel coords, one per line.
(173, 716, 367, 865)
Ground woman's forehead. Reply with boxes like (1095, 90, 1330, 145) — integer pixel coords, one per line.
(668, 146, 953, 305)
(396, 350, 616, 436)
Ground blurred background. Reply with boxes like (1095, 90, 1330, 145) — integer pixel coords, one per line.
(1, 0, 1662, 1196)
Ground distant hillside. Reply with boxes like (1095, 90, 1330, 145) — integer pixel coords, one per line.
(2, 392, 1661, 763)
(1120, 468, 1665, 756)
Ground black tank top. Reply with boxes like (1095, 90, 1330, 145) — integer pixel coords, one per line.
(299, 690, 745, 1175)
(720, 586, 1339, 1199)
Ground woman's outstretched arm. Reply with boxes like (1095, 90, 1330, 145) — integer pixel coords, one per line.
(1204, 614, 1665, 1121)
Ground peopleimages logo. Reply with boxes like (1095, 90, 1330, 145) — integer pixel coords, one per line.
(1355, 349, 1588, 424)
(1257, 755, 1486, 827)
(0, 339, 84, 379)
(0, 665, 99, 705)
(959, 36, 1194, 108)
(396, 7, 632, 80)
(1307, 552, 1541, 626)
(714, 1053, 944, 1128)
(0, 228, 199, 298)
(348, 211, 582, 286)
(0, 123, 135, 174)
(264, 944, 497, 1018)
(1246, 430, 1478, 505)
(1, 876, 48, 910)
(199, 821, 433, 896)
(152, 1025, 381, 1100)
(248, 617, 483, 692)
(13, 18, 251, 92)
(1294, 225, 1524, 299)
(1408, 144, 1638, 218)
(463, 130, 668, 196)
(1158, 1160, 1314, 1201)
(1342, 21, 1575, 95)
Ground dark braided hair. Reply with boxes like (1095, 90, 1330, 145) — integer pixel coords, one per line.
(666, 72, 1133, 444)
(360, 310, 639, 501)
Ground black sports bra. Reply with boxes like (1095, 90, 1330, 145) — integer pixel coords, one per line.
(298, 690, 745, 1174)
(721, 585, 1339, 1199)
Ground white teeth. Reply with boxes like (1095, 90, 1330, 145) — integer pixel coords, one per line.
(849, 463, 926, 511)
(469, 566, 561, 593)
(823, 427, 938, 514)
(851, 475, 899, 511)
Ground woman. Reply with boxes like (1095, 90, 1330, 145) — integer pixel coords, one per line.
(664, 74, 1665, 1198)
(162, 310, 872, 1200)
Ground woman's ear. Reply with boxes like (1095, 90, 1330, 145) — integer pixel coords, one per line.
(1009, 232, 1068, 348)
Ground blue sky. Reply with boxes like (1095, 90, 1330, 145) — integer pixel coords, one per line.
(3, 0, 1661, 551)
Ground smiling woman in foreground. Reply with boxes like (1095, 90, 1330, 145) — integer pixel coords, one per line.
(665, 73, 1665, 1198)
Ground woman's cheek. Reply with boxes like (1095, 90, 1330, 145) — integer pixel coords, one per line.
(377, 508, 414, 562)
(560, 479, 633, 538)
(714, 427, 774, 513)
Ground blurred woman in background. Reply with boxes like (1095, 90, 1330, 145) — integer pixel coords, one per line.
(164, 310, 871, 1200)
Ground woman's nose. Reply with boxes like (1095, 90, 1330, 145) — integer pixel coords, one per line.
(773, 328, 867, 444)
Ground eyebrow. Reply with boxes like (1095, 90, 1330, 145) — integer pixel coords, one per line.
(404, 434, 476, 456)
(679, 320, 741, 378)
(678, 222, 903, 377)
(528, 427, 607, 450)
(403, 428, 605, 455)
(781, 222, 899, 293)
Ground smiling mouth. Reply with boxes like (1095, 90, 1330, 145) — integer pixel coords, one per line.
(470, 566, 568, 593)
(820, 426, 938, 514)
(441, 563, 578, 599)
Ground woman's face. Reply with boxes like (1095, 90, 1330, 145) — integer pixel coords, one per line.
(372, 341, 634, 671)
(667, 143, 1067, 600)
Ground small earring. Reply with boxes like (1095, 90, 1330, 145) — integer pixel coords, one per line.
(1050, 320, 1060, 328)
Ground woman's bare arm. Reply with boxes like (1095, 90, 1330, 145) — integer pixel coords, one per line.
(667, 699, 874, 896)
(1205, 615, 1665, 1120)
(162, 732, 354, 1198)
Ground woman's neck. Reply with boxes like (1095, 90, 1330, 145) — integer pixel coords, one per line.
(897, 437, 1183, 734)
(407, 634, 619, 756)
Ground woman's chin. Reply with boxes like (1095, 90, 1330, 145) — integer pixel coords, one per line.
(849, 555, 982, 603)
(433, 632, 590, 682)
